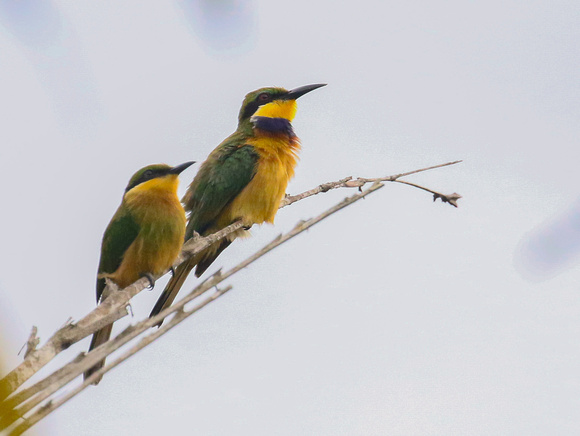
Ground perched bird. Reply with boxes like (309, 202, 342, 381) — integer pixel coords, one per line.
(150, 84, 326, 324)
(84, 161, 194, 384)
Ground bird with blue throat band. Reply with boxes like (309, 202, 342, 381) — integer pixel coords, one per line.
(150, 83, 326, 325)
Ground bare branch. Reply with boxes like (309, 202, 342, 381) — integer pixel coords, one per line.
(352, 160, 463, 185)
(7, 181, 384, 434)
(0, 222, 245, 399)
(0, 161, 462, 433)
(281, 160, 462, 207)
(1, 160, 461, 402)
(281, 177, 353, 207)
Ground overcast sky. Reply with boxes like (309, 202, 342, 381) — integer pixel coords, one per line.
(1, 1, 579, 435)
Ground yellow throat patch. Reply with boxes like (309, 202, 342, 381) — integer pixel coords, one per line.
(253, 99, 298, 121)
(125, 174, 179, 200)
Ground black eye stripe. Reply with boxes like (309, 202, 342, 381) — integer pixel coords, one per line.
(140, 170, 158, 183)
(241, 92, 277, 119)
(125, 169, 167, 192)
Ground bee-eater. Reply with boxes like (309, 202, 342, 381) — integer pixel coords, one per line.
(84, 161, 194, 384)
(150, 84, 326, 324)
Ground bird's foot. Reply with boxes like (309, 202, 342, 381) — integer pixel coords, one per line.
(170, 266, 176, 277)
(141, 273, 156, 290)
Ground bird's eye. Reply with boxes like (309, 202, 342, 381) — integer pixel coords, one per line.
(143, 170, 153, 179)
(258, 93, 270, 103)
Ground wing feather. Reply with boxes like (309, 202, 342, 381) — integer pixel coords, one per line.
(184, 142, 259, 238)
(95, 207, 140, 302)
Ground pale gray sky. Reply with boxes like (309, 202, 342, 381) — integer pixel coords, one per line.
(1, 1, 579, 435)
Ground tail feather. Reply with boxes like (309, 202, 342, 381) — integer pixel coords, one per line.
(84, 324, 113, 385)
(150, 260, 195, 326)
(150, 239, 234, 326)
(194, 240, 232, 278)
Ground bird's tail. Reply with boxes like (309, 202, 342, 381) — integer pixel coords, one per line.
(83, 323, 113, 385)
(194, 240, 232, 277)
(149, 239, 233, 327)
(149, 260, 195, 327)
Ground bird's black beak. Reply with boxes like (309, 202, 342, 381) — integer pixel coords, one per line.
(169, 161, 195, 175)
(284, 83, 327, 100)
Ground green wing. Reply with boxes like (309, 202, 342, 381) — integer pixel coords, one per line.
(96, 205, 140, 302)
(184, 140, 259, 238)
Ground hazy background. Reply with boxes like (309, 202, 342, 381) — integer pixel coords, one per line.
(1, 1, 579, 434)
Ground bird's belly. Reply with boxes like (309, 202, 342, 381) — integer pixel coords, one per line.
(223, 157, 291, 226)
(109, 201, 186, 288)
(111, 230, 183, 288)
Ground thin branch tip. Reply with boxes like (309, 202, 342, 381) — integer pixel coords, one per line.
(433, 192, 462, 208)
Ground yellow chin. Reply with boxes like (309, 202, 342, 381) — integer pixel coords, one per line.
(126, 174, 179, 198)
(254, 99, 297, 121)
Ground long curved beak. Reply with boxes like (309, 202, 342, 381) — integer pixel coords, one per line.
(284, 83, 327, 100)
(169, 161, 195, 175)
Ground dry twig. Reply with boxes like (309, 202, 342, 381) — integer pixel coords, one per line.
(0, 161, 461, 434)
(6, 180, 384, 435)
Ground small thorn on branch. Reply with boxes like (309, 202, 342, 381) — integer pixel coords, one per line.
(18, 326, 40, 359)
(60, 318, 74, 329)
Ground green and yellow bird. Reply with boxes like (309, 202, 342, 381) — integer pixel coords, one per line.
(84, 161, 194, 384)
(150, 84, 326, 323)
